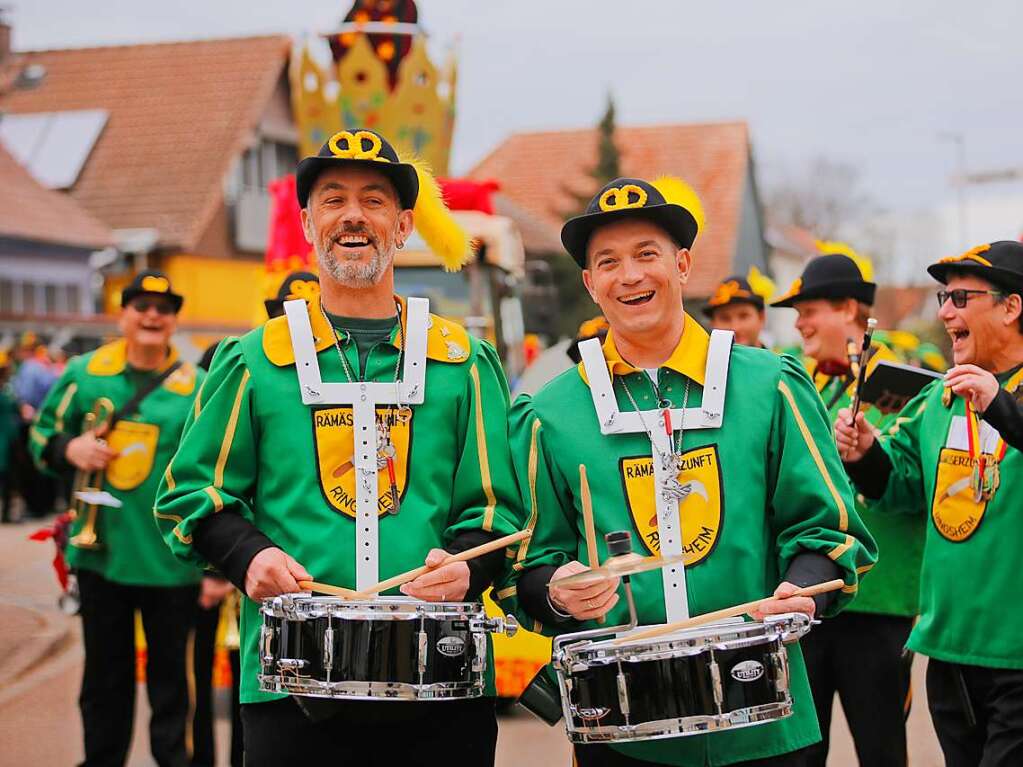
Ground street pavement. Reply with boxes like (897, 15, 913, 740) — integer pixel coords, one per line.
(0, 513, 940, 766)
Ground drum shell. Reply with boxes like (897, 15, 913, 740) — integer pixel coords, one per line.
(258, 597, 487, 700)
(558, 619, 799, 744)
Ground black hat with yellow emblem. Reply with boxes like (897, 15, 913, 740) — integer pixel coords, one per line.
(771, 241, 876, 308)
(296, 128, 419, 211)
(264, 271, 320, 319)
(927, 241, 1023, 294)
(120, 269, 183, 313)
(703, 266, 775, 317)
(561, 176, 705, 268)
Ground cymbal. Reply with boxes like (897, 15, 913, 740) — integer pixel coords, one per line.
(547, 552, 687, 588)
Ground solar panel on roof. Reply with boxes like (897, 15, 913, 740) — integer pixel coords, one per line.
(0, 109, 108, 190)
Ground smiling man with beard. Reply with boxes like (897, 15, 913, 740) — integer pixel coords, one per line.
(506, 177, 875, 767)
(154, 129, 521, 766)
(836, 241, 1023, 767)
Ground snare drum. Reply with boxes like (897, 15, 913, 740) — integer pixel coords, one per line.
(258, 595, 515, 701)
(554, 613, 811, 743)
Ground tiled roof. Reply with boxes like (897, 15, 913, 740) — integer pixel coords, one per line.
(0, 35, 290, 250)
(0, 144, 111, 249)
(468, 122, 753, 296)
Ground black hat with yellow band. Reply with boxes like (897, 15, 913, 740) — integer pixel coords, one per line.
(927, 241, 1023, 294)
(561, 176, 705, 268)
(264, 271, 320, 319)
(120, 269, 183, 313)
(771, 241, 876, 308)
(703, 266, 775, 317)
(296, 128, 419, 211)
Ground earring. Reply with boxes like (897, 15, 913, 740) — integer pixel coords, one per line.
(397, 240, 404, 249)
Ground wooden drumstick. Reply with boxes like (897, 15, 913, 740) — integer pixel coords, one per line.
(612, 579, 845, 644)
(297, 581, 361, 599)
(578, 464, 605, 625)
(352, 529, 532, 598)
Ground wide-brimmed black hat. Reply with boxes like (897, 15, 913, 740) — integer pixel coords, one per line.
(771, 253, 876, 308)
(703, 275, 765, 316)
(264, 270, 320, 319)
(561, 177, 700, 268)
(927, 241, 1023, 294)
(295, 129, 419, 210)
(120, 269, 183, 313)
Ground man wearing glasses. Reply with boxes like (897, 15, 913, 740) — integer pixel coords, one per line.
(836, 240, 1023, 766)
(31, 269, 205, 767)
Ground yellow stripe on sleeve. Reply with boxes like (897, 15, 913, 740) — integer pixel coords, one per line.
(214, 371, 250, 489)
(54, 383, 78, 432)
(469, 364, 497, 531)
(513, 419, 542, 572)
(203, 486, 225, 512)
(778, 380, 849, 531)
(828, 534, 855, 562)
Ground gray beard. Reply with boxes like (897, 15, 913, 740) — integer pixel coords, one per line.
(316, 242, 393, 288)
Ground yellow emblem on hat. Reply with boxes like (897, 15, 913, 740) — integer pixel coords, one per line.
(140, 276, 170, 293)
(708, 280, 748, 307)
(328, 130, 387, 162)
(286, 280, 320, 303)
(938, 243, 993, 267)
(598, 184, 648, 212)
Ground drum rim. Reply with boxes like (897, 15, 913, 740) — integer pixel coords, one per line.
(564, 700, 793, 743)
(258, 675, 486, 701)
(261, 594, 486, 620)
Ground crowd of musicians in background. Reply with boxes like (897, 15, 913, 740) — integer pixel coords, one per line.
(8, 125, 1023, 767)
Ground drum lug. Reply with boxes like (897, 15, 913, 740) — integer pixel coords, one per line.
(471, 614, 519, 638)
(323, 627, 334, 671)
(616, 668, 631, 719)
(276, 658, 307, 673)
(260, 624, 276, 664)
(418, 630, 428, 675)
(709, 658, 724, 713)
(771, 650, 789, 695)
(472, 633, 487, 673)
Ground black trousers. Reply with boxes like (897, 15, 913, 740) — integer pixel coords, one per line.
(241, 696, 498, 766)
(574, 743, 809, 766)
(77, 569, 199, 767)
(801, 611, 913, 767)
(189, 601, 243, 767)
(927, 658, 1023, 767)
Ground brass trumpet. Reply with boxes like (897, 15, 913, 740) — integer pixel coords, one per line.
(69, 398, 116, 551)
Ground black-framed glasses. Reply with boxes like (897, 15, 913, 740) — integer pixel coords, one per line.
(131, 298, 176, 315)
(936, 288, 1003, 309)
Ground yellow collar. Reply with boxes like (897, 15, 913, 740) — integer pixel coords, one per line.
(578, 313, 709, 386)
(262, 296, 472, 367)
(86, 338, 180, 377)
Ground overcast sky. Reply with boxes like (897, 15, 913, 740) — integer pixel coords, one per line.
(10, 0, 1023, 215)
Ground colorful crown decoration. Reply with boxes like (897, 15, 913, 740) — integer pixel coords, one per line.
(290, 29, 456, 176)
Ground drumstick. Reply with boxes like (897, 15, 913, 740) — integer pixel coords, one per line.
(297, 580, 361, 599)
(612, 579, 845, 644)
(352, 529, 532, 598)
(578, 464, 605, 625)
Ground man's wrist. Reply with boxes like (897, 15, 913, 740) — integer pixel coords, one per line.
(547, 591, 571, 619)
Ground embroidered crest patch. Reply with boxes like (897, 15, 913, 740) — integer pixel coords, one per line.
(105, 421, 160, 491)
(313, 407, 412, 517)
(620, 444, 723, 565)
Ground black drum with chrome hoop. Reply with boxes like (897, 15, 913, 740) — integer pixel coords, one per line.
(554, 613, 810, 743)
(259, 595, 516, 701)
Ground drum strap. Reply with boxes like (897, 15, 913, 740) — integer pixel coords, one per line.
(285, 297, 430, 590)
(579, 330, 733, 622)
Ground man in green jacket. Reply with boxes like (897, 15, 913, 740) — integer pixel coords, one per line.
(836, 241, 1023, 767)
(154, 129, 521, 766)
(509, 176, 876, 766)
(31, 270, 204, 767)
(771, 246, 924, 767)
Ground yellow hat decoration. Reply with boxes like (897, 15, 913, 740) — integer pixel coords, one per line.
(816, 240, 874, 282)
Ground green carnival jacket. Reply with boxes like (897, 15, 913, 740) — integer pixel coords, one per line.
(814, 341, 924, 617)
(508, 317, 876, 767)
(154, 299, 522, 703)
(871, 367, 1023, 669)
(31, 340, 203, 587)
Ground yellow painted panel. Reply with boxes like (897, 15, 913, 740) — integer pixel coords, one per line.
(162, 254, 266, 327)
